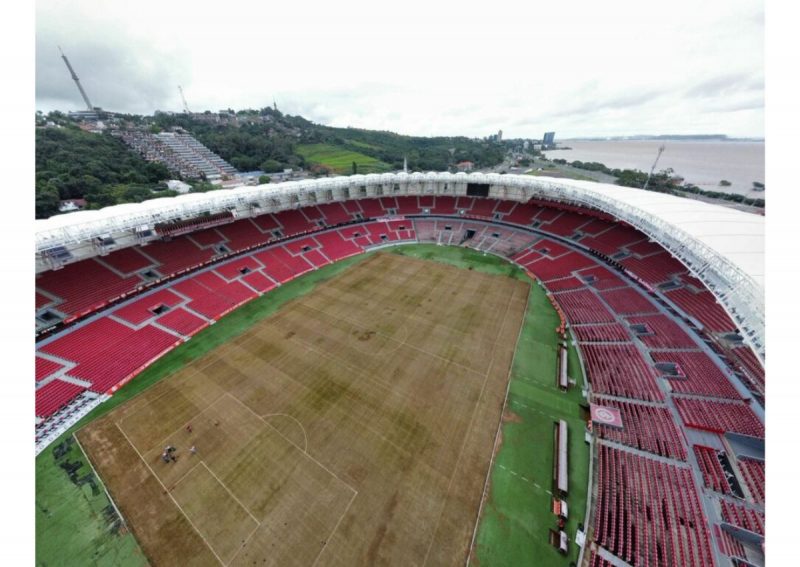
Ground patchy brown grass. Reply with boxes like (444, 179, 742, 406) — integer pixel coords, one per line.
(78, 253, 528, 566)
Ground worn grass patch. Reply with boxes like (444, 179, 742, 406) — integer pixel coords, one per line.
(35, 253, 371, 567)
(36, 243, 589, 567)
(75, 252, 529, 565)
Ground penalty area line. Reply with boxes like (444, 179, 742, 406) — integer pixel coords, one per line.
(225, 393, 358, 496)
(114, 422, 227, 567)
(200, 461, 261, 526)
(310, 490, 358, 567)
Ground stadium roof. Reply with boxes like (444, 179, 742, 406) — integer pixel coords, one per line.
(565, 179, 764, 291)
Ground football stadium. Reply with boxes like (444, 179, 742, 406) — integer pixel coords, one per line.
(35, 172, 765, 566)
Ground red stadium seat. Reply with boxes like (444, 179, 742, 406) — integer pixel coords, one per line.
(36, 380, 85, 418)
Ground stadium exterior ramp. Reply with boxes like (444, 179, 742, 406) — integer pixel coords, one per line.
(35, 172, 764, 360)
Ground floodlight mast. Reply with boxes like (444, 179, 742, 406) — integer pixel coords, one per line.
(58, 46, 94, 112)
(178, 85, 191, 114)
(643, 145, 665, 192)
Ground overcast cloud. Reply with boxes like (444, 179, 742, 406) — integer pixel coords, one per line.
(35, 0, 764, 139)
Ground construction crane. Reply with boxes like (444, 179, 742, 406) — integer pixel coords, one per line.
(642, 144, 665, 191)
(58, 46, 94, 111)
(178, 85, 191, 114)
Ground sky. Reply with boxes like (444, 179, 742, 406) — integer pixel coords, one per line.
(35, 0, 764, 139)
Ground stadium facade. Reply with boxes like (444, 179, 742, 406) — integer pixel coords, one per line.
(36, 172, 765, 360)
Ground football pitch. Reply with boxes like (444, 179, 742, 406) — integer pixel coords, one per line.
(295, 143, 392, 174)
(76, 252, 530, 566)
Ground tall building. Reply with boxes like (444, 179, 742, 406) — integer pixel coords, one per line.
(497, 129, 503, 142)
(543, 132, 556, 147)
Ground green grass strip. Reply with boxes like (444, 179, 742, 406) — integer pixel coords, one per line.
(36, 439, 148, 567)
(471, 280, 589, 567)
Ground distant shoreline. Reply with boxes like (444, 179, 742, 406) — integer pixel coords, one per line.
(560, 136, 764, 143)
(542, 139, 764, 198)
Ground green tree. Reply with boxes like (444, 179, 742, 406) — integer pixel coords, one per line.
(258, 175, 271, 184)
(260, 159, 283, 173)
(144, 161, 170, 182)
(190, 181, 218, 193)
(35, 126, 171, 217)
(35, 183, 61, 218)
(84, 185, 118, 208)
(615, 169, 650, 188)
(121, 185, 155, 203)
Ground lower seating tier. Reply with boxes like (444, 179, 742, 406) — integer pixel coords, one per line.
(582, 344, 664, 402)
(694, 445, 733, 494)
(156, 308, 208, 337)
(67, 326, 179, 393)
(593, 444, 715, 567)
(674, 398, 764, 438)
(36, 380, 85, 418)
(652, 351, 741, 400)
(592, 398, 687, 460)
(40, 317, 136, 364)
(719, 500, 764, 535)
(36, 357, 64, 383)
(573, 323, 631, 343)
(737, 457, 765, 504)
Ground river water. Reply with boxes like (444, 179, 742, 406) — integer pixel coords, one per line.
(543, 140, 764, 196)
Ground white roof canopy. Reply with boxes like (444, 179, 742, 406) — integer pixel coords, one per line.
(565, 179, 764, 290)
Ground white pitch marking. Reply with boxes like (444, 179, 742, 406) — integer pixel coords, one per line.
(310, 490, 358, 567)
(170, 460, 203, 490)
(262, 412, 309, 453)
(225, 519, 262, 566)
(200, 461, 261, 526)
(227, 393, 357, 496)
(115, 423, 226, 566)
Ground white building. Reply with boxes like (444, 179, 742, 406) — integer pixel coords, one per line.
(166, 180, 192, 194)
